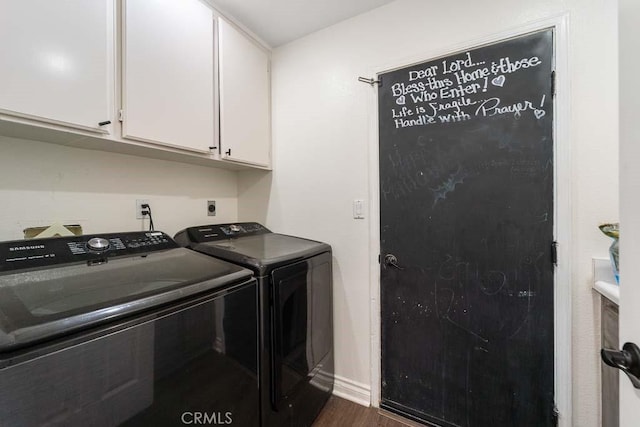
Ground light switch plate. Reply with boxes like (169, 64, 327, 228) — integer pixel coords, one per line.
(353, 199, 365, 219)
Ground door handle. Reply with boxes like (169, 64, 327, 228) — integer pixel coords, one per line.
(383, 254, 403, 270)
(601, 342, 640, 388)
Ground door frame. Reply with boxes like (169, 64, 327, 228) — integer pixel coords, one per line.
(366, 14, 571, 427)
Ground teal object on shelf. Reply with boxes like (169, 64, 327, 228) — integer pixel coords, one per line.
(599, 223, 619, 284)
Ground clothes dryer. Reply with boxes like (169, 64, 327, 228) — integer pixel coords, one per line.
(175, 223, 334, 427)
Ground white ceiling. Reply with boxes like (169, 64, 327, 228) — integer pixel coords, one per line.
(210, 0, 395, 47)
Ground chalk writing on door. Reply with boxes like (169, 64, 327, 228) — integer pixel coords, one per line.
(389, 52, 547, 128)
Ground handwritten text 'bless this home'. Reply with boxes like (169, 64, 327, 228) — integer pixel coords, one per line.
(389, 52, 547, 128)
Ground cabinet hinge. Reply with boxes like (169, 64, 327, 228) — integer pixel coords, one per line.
(118, 110, 124, 122)
(551, 71, 556, 98)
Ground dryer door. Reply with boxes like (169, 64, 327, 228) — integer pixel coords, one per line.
(270, 252, 333, 410)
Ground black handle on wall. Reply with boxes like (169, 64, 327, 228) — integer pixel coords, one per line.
(602, 342, 640, 389)
(225, 149, 231, 156)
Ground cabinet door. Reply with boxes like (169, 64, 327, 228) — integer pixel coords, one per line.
(122, 0, 214, 153)
(0, 0, 114, 132)
(219, 19, 271, 167)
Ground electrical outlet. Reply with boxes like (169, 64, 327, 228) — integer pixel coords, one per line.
(207, 200, 216, 216)
(136, 199, 149, 219)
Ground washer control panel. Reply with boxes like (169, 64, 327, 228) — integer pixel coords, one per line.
(87, 237, 110, 251)
(0, 231, 178, 272)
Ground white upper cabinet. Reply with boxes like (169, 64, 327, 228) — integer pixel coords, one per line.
(0, 0, 114, 132)
(219, 18, 271, 167)
(122, 0, 215, 153)
(0, 1, 271, 170)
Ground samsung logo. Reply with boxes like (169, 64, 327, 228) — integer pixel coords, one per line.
(9, 245, 45, 252)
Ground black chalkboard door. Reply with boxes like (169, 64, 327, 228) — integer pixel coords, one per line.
(379, 30, 555, 427)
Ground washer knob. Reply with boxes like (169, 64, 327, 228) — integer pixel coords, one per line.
(87, 237, 110, 251)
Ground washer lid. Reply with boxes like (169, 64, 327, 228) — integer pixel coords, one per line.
(0, 247, 252, 353)
(193, 233, 331, 275)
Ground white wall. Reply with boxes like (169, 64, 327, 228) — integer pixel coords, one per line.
(618, 0, 640, 425)
(0, 135, 238, 240)
(239, 0, 619, 425)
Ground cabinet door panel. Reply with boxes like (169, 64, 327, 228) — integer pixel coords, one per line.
(219, 19, 270, 167)
(123, 0, 214, 153)
(0, 0, 113, 131)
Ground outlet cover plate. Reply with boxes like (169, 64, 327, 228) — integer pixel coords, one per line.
(207, 200, 216, 216)
(136, 199, 149, 219)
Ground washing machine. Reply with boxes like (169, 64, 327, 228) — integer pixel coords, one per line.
(175, 223, 334, 427)
(0, 231, 260, 426)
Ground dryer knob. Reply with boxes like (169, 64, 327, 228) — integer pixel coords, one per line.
(230, 224, 241, 233)
(87, 237, 110, 251)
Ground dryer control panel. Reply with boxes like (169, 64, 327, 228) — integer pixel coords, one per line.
(175, 223, 270, 245)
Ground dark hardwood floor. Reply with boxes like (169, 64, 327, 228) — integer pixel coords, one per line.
(313, 396, 413, 427)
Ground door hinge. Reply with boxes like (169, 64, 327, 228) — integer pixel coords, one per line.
(551, 241, 558, 267)
(118, 109, 124, 122)
(553, 402, 559, 427)
(551, 71, 556, 98)
(378, 254, 381, 264)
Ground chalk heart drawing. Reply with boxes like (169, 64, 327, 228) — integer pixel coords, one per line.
(491, 75, 506, 87)
(396, 95, 406, 105)
(534, 109, 546, 119)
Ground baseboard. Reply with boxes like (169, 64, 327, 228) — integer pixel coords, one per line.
(310, 368, 333, 392)
(332, 374, 371, 407)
